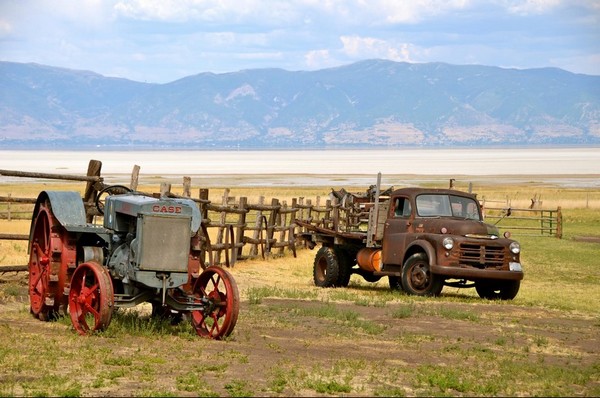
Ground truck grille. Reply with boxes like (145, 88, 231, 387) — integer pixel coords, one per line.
(458, 243, 505, 268)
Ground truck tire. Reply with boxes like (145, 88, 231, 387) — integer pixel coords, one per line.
(333, 246, 353, 287)
(401, 253, 443, 297)
(475, 280, 520, 300)
(313, 246, 340, 288)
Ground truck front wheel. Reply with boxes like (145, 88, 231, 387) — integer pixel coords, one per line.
(313, 247, 340, 287)
(402, 253, 443, 297)
(475, 280, 520, 300)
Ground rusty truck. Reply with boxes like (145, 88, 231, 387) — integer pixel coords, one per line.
(296, 175, 523, 299)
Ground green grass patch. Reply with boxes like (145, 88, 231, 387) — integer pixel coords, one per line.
(247, 286, 318, 304)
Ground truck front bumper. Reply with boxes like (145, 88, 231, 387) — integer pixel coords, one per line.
(431, 264, 524, 281)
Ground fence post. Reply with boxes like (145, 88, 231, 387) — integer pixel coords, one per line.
(267, 198, 280, 255)
(291, 198, 298, 241)
(7, 193, 11, 222)
(83, 160, 103, 223)
(249, 196, 265, 257)
(236, 197, 248, 260)
(130, 165, 140, 191)
(160, 183, 171, 197)
(214, 189, 230, 264)
(556, 207, 563, 239)
(199, 189, 209, 220)
(183, 177, 191, 198)
(276, 201, 285, 256)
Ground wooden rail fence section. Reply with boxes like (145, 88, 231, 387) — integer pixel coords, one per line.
(0, 160, 357, 273)
(1, 160, 564, 274)
(483, 206, 563, 238)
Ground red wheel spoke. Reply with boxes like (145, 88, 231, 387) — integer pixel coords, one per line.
(209, 314, 221, 336)
(209, 274, 222, 294)
(83, 303, 100, 319)
(81, 283, 99, 300)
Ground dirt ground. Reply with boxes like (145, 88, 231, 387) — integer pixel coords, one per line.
(1, 261, 599, 397)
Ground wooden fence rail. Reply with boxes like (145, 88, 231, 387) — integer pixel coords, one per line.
(1, 159, 364, 273)
(1, 159, 564, 276)
(483, 206, 562, 238)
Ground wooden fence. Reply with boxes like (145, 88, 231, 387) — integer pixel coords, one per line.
(1, 160, 565, 274)
(483, 206, 563, 238)
(0, 159, 362, 273)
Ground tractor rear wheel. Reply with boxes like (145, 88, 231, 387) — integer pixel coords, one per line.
(28, 199, 76, 320)
(68, 261, 115, 335)
(190, 266, 240, 339)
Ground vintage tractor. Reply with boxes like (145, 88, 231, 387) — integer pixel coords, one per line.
(27, 186, 239, 339)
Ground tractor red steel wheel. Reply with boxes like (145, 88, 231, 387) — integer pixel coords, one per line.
(191, 266, 239, 339)
(68, 261, 114, 335)
(28, 200, 76, 320)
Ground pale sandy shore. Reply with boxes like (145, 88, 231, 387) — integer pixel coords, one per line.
(1, 148, 599, 187)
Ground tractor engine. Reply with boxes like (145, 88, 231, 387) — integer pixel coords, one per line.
(90, 194, 201, 299)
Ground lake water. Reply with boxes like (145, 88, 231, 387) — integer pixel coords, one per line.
(1, 148, 599, 187)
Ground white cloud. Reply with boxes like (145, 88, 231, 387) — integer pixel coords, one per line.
(113, 0, 298, 24)
(305, 49, 332, 69)
(340, 36, 416, 62)
(377, 0, 471, 23)
(499, 0, 563, 15)
(0, 20, 12, 37)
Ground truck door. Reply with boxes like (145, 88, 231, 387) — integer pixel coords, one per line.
(382, 196, 413, 266)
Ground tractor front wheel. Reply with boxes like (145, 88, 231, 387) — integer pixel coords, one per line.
(68, 261, 115, 335)
(190, 266, 240, 339)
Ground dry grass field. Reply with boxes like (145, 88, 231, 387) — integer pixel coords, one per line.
(1, 176, 599, 396)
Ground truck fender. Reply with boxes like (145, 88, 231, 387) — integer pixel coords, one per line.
(403, 239, 436, 267)
(30, 190, 87, 232)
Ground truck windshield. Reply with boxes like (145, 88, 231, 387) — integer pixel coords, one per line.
(416, 194, 481, 221)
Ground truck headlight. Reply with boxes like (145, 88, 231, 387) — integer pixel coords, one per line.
(443, 237, 454, 250)
(510, 242, 520, 254)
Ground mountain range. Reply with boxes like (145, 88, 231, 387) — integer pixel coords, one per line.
(1, 59, 599, 149)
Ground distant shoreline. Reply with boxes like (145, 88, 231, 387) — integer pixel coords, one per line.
(1, 148, 599, 188)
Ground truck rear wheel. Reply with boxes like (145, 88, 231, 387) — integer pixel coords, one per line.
(313, 247, 340, 287)
(402, 253, 443, 297)
(475, 280, 520, 300)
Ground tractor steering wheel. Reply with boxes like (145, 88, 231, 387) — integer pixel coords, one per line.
(95, 185, 133, 215)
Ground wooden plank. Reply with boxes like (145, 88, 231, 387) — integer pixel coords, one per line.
(0, 265, 28, 273)
(0, 168, 102, 182)
(0, 196, 36, 203)
(0, 233, 29, 240)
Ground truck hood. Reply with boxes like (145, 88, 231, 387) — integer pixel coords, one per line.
(419, 218, 501, 238)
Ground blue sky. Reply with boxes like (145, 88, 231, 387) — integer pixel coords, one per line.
(1, 0, 598, 83)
